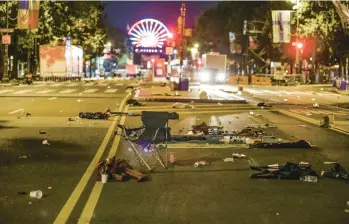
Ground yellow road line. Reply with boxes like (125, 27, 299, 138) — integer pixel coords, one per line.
(77, 107, 129, 223)
(53, 94, 130, 224)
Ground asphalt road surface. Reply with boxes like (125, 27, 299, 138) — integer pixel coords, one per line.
(1, 82, 349, 224)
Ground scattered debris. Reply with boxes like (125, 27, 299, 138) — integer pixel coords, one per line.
(29, 190, 43, 199)
(250, 111, 254, 115)
(250, 162, 317, 180)
(48, 186, 52, 190)
(232, 153, 246, 158)
(172, 102, 195, 109)
(19, 155, 27, 159)
(77, 99, 82, 102)
(42, 140, 50, 145)
(283, 99, 288, 102)
(223, 158, 235, 162)
(126, 99, 145, 106)
(257, 102, 272, 108)
(96, 156, 148, 182)
(39, 131, 47, 134)
(321, 162, 348, 180)
(311, 98, 316, 101)
(313, 103, 319, 108)
(79, 112, 109, 120)
(306, 113, 312, 116)
(194, 161, 209, 167)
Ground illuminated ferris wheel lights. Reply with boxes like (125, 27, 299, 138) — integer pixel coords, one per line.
(128, 18, 170, 48)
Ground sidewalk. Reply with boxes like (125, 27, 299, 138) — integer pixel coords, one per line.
(135, 85, 246, 103)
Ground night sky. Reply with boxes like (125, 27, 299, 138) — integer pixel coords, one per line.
(104, 1, 218, 32)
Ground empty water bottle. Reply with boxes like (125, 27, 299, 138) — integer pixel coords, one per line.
(300, 175, 318, 183)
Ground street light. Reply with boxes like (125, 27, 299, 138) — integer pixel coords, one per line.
(191, 47, 198, 54)
(194, 43, 199, 48)
(107, 42, 111, 47)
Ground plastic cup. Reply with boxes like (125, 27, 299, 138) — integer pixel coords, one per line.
(29, 190, 43, 199)
(101, 174, 109, 183)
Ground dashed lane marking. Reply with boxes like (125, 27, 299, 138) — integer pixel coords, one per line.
(8, 109, 24, 114)
(13, 89, 34, 94)
(0, 89, 14, 94)
(59, 89, 78, 94)
(50, 83, 64, 87)
(66, 83, 79, 87)
(104, 89, 118, 93)
(36, 89, 56, 94)
(82, 88, 99, 93)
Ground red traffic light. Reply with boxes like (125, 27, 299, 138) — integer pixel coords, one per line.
(297, 42, 303, 49)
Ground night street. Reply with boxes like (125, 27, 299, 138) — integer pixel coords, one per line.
(2, 0, 349, 223)
(0, 81, 349, 223)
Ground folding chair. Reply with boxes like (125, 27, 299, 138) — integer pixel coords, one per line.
(117, 111, 171, 171)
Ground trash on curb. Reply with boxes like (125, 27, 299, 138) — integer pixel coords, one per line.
(223, 158, 234, 162)
(194, 161, 209, 167)
(300, 175, 318, 183)
(19, 155, 28, 159)
(232, 153, 246, 158)
(313, 103, 319, 107)
(172, 102, 195, 109)
(42, 140, 50, 145)
(39, 131, 47, 134)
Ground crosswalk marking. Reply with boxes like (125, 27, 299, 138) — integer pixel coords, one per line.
(82, 88, 98, 93)
(59, 89, 77, 93)
(84, 83, 94, 86)
(67, 83, 79, 87)
(104, 89, 118, 93)
(51, 83, 63, 87)
(13, 89, 34, 94)
(289, 109, 346, 116)
(36, 89, 56, 94)
(97, 83, 108, 86)
(0, 89, 14, 94)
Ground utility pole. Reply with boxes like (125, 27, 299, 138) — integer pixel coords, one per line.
(2, 1, 9, 82)
(295, 0, 300, 74)
(179, 2, 186, 82)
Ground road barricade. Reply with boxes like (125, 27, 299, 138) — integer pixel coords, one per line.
(251, 75, 271, 85)
(227, 75, 249, 85)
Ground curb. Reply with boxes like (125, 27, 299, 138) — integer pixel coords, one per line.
(138, 97, 246, 104)
(275, 109, 349, 136)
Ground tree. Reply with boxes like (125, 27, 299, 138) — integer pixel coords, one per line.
(296, 1, 349, 67)
(193, 1, 292, 73)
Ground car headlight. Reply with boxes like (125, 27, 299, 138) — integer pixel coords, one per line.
(216, 73, 226, 82)
(200, 72, 210, 82)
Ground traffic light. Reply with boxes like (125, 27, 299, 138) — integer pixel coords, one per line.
(243, 20, 247, 35)
(297, 42, 303, 49)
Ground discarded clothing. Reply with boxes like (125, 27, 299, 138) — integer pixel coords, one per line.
(79, 112, 109, 120)
(250, 162, 317, 180)
(321, 163, 349, 180)
(252, 140, 311, 149)
(126, 99, 145, 106)
(96, 156, 148, 182)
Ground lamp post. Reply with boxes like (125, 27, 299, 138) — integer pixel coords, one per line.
(179, 2, 186, 82)
(2, 1, 9, 82)
(292, 0, 302, 74)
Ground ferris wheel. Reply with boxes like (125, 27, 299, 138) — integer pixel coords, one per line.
(128, 19, 172, 48)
